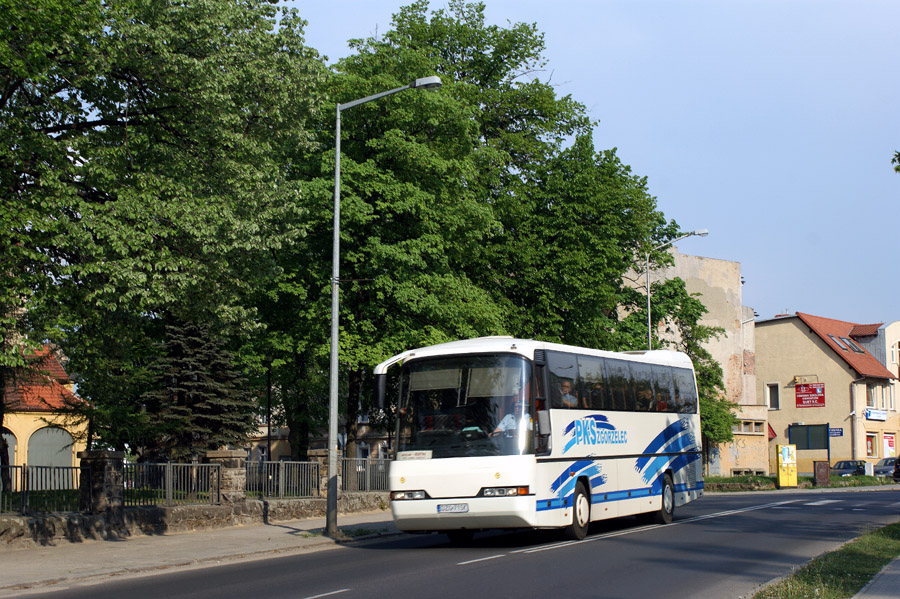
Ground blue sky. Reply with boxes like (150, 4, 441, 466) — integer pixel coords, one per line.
(293, 0, 900, 325)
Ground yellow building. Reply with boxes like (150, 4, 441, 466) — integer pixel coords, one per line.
(2, 347, 86, 468)
(756, 313, 898, 475)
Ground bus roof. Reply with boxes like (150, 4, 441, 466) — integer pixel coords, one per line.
(373, 337, 693, 374)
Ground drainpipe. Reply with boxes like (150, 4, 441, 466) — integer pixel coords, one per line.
(849, 376, 866, 460)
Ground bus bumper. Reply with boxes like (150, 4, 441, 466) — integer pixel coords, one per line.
(391, 496, 536, 531)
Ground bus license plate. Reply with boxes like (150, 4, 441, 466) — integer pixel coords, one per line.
(438, 503, 469, 514)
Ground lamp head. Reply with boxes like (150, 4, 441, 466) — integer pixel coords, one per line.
(411, 76, 442, 89)
(692, 229, 709, 237)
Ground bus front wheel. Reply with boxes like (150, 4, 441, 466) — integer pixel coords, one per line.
(565, 481, 590, 540)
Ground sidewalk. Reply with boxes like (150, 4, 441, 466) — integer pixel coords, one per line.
(1, 509, 898, 599)
(0, 510, 400, 598)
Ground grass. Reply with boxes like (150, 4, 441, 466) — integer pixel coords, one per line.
(753, 522, 900, 599)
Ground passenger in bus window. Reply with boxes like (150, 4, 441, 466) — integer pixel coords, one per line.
(559, 379, 578, 409)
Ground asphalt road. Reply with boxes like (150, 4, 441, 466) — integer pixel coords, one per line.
(40, 488, 900, 599)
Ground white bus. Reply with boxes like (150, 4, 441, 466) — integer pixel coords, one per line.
(374, 336, 703, 541)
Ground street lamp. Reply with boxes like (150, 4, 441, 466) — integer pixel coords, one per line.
(645, 229, 708, 350)
(327, 76, 442, 537)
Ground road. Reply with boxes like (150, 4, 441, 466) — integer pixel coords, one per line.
(40, 488, 900, 599)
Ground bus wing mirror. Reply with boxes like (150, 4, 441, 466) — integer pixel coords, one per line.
(536, 410, 551, 435)
(375, 374, 387, 409)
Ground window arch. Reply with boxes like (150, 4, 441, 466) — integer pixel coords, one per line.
(2, 427, 16, 466)
(27, 427, 74, 467)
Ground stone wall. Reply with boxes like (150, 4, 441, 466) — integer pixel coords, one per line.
(0, 493, 390, 549)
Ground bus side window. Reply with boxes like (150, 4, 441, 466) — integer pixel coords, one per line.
(631, 362, 654, 412)
(577, 354, 608, 410)
(546, 351, 578, 408)
(652, 365, 675, 412)
(605, 358, 634, 411)
(672, 368, 698, 413)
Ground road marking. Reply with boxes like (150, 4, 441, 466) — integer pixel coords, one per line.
(302, 590, 351, 599)
(805, 499, 841, 506)
(457, 554, 505, 566)
(513, 501, 799, 554)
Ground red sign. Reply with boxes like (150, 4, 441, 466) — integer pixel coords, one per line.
(796, 383, 825, 408)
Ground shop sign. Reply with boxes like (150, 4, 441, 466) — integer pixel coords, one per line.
(796, 383, 825, 408)
(866, 408, 887, 421)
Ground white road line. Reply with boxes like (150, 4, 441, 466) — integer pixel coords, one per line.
(518, 501, 799, 554)
(457, 554, 505, 566)
(805, 499, 841, 506)
(302, 590, 351, 599)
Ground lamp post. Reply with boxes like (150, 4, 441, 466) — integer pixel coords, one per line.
(645, 229, 708, 350)
(327, 76, 442, 537)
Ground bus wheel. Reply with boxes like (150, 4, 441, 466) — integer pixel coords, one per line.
(446, 530, 474, 544)
(653, 474, 675, 525)
(565, 481, 590, 540)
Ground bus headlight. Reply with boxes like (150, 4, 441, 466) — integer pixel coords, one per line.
(391, 490, 426, 500)
(482, 486, 529, 497)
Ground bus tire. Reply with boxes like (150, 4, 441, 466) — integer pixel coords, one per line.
(653, 473, 675, 525)
(565, 481, 590, 540)
(446, 530, 474, 544)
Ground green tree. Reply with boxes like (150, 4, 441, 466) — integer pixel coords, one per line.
(893, 151, 900, 173)
(138, 319, 256, 461)
(2, 0, 327, 454)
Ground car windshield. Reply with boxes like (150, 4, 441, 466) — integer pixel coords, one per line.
(396, 354, 533, 458)
(834, 461, 854, 468)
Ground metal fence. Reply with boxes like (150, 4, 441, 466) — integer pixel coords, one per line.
(340, 458, 388, 492)
(123, 463, 221, 507)
(245, 461, 321, 498)
(1, 464, 82, 514)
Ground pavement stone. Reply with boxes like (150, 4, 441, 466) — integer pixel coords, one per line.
(0, 510, 398, 598)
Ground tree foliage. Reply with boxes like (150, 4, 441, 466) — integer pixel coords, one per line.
(3, 0, 733, 460)
(2, 0, 326, 456)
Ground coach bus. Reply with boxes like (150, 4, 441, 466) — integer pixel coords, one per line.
(374, 336, 704, 542)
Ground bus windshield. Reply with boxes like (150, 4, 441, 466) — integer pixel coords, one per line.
(397, 354, 533, 458)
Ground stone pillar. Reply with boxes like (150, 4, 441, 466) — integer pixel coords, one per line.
(204, 450, 246, 504)
(77, 450, 125, 516)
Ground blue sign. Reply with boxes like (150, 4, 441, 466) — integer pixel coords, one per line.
(829, 427, 843, 437)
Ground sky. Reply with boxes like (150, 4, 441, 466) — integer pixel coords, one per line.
(292, 0, 900, 325)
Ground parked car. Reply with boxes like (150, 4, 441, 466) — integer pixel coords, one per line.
(874, 457, 896, 477)
(894, 459, 900, 482)
(831, 460, 866, 477)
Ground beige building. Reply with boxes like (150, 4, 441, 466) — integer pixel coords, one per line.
(657, 249, 767, 475)
(755, 313, 898, 475)
(2, 347, 87, 469)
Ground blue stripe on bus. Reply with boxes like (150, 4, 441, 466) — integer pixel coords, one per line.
(535, 481, 705, 512)
(634, 420, 690, 471)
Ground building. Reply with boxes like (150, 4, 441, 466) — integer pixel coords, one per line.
(755, 313, 898, 475)
(2, 347, 86, 468)
(657, 249, 766, 475)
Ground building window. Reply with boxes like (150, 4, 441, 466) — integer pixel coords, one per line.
(892, 342, 900, 365)
(866, 433, 877, 457)
(842, 337, 865, 353)
(890, 385, 896, 411)
(867, 385, 878, 408)
(790, 424, 828, 450)
(732, 420, 765, 435)
(829, 335, 849, 350)
(766, 383, 780, 410)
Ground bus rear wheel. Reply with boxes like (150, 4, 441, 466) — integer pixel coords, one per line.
(565, 481, 590, 540)
(652, 474, 675, 525)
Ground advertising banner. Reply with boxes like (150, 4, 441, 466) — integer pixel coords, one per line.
(796, 383, 825, 408)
